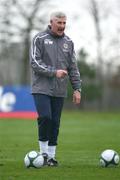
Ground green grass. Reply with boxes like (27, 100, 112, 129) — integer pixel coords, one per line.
(0, 111, 120, 180)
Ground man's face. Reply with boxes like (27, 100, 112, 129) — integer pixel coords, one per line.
(50, 17, 66, 36)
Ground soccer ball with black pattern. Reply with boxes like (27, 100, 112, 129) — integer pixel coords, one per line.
(100, 149, 119, 167)
(24, 150, 44, 168)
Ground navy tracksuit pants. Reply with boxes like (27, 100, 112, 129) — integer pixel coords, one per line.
(33, 94, 64, 146)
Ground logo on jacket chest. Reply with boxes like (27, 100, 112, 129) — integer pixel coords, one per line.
(44, 39, 53, 45)
(63, 43, 69, 52)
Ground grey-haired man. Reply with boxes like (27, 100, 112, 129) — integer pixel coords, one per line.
(30, 11, 81, 166)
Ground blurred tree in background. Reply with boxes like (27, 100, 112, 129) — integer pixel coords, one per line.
(0, 0, 48, 84)
(77, 49, 102, 101)
(67, 48, 102, 109)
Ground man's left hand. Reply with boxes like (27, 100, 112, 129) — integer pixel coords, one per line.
(73, 90, 81, 105)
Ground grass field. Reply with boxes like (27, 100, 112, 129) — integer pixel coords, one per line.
(0, 111, 120, 180)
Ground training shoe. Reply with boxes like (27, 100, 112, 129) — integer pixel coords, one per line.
(42, 153, 48, 166)
(47, 158, 58, 167)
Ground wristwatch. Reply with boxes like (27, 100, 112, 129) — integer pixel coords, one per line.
(74, 89, 81, 93)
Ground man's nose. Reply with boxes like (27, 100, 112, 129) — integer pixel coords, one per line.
(61, 23, 65, 28)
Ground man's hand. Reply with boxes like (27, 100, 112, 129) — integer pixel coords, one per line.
(73, 90, 81, 105)
(56, 70, 68, 78)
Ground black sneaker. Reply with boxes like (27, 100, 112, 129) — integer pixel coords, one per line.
(42, 153, 48, 166)
(47, 158, 58, 167)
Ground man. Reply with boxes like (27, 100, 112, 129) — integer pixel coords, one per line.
(30, 11, 81, 166)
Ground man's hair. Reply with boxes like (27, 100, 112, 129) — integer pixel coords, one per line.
(50, 11, 67, 20)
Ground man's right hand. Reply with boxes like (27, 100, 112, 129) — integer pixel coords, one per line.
(56, 70, 68, 78)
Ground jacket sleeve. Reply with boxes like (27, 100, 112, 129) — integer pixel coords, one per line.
(30, 36, 56, 77)
(68, 43, 82, 91)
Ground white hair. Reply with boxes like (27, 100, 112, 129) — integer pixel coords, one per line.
(50, 11, 67, 20)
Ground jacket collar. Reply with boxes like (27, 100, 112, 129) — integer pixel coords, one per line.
(46, 25, 65, 38)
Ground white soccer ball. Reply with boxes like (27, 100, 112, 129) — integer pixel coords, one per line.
(24, 150, 44, 168)
(100, 149, 119, 167)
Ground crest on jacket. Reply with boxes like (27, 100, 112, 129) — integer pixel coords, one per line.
(63, 43, 69, 52)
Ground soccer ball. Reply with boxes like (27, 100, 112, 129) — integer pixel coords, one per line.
(100, 149, 119, 167)
(24, 150, 44, 168)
